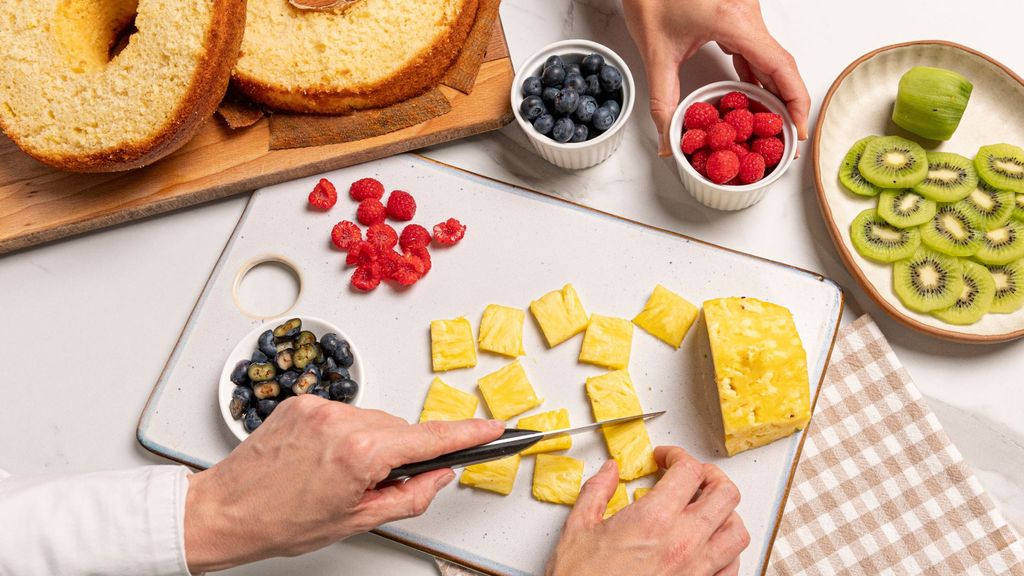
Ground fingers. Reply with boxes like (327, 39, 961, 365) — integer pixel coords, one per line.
(642, 446, 705, 513)
(684, 464, 741, 539)
(731, 33, 810, 140)
(643, 51, 682, 157)
(566, 460, 620, 529)
(706, 512, 750, 573)
(731, 54, 758, 86)
(381, 418, 505, 468)
(357, 468, 456, 528)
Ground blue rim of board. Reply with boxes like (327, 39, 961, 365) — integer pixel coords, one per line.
(137, 154, 845, 576)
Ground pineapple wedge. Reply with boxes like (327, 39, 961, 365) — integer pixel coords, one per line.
(430, 317, 477, 372)
(532, 454, 584, 505)
(517, 408, 571, 456)
(633, 284, 699, 348)
(530, 284, 589, 347)
(585, 370, 657, 480)
(478, 304, 526, 357)
(477, 361, 542, 420)
(633, 487, 652, 501)
(460, 455, 520, 495)
(579, 314, 633, 370)
(419, 377, 478, 423)
(603, 482, 629, 518)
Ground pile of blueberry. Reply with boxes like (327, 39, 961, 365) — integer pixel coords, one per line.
(228, 318, 359, 433)
(519, 52, 624, 143)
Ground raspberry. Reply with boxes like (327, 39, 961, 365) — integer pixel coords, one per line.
(345, 241, 378, 267)
(330, 220, 361, 251)
(725, 142, 749, 161)
(378, 250, 403, 280)
(351, 263, 382, 292)
(738, 152, 766, 184)
(750, 137, 785, 167)
(356, 199, 386, 226)
(349, 178, 384, 201)
(706, 122, 737, 151)
(747, 99, 771, 114)
(433, 218, 466, 246)
(683, 101, 719, 130)
(706, 150, 740, 184)
(689, 149, 710, 177)
(307, 178, 337, 211)
(385, 190, 417, 221)
(399, 224, 431, 251)
(383, 251, 425, 286)
(407, 245, 431, 275)
(719, 91, 749, 113)
(752, 112, 783, 138)
(680, 129, 707, 155)
(366, 223, 398, 252)
(724, 109, 754, 142)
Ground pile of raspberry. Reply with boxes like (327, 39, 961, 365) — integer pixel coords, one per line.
(680, 91, 786, 185)
(307, 177, 466, 292)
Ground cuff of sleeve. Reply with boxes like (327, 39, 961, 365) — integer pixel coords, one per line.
(168, 467, 198, 576)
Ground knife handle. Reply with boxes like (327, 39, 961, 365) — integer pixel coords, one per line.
(383, 429, 541, 483)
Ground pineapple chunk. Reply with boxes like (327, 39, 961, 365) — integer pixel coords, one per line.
(530, 284, 589, 347)
(430, 317, 477, 372)
(477, 361, 543, 420)
(460, 455, 520, 495)
(633, 487, 652, 501)
(704, 297, 811, 456)
(579, 315, 633, 370)
(418, 377, 478, 423)
(585, 370, 657, 480)
(603, 483, 629, 518)
(478, 304, 526, 357)
(532, 454, 584, 505)
(517, 409, 571, 456)
(632, 284, 699, 348)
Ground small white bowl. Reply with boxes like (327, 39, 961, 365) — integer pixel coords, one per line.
(669, 81, 798, 211)
(511, 39, 635, 170)
(218, 316, 365, 442)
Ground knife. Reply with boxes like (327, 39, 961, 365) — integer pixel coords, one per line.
(384, 410, 666, 482)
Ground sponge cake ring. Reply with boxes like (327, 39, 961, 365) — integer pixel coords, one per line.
(0, 0, 246, 172)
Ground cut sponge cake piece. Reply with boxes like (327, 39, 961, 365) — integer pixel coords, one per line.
(233, 0, 479, 114)
(0, 0, 246, 172)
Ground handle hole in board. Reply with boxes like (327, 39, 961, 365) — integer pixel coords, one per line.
(232, 256, 303, 319)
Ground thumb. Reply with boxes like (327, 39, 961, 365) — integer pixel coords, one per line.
(357, 468, 456, 529)
(644, 52, 682, 157)
(566, 460, 620, 529)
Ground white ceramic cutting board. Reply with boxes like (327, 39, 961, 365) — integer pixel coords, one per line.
(138, 154, 843, 576)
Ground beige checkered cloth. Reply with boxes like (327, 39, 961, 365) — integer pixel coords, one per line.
(436, 315, 1024, 575)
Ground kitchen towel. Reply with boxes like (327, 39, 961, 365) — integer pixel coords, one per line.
(437, 315, 1024, 575)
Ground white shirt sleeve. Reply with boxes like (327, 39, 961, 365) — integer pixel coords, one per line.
(0, 466, 193, 576)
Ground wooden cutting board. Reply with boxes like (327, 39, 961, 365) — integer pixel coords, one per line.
(0, 21, 513, 255)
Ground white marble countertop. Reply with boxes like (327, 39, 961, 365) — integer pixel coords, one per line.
(1, 1, 1022, 574)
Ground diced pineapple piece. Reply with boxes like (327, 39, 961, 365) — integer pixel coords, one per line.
(603, 482, 629, 519)
(517, 409, 571, 456)
(632, 284, 699, 348)
(477, 361, 542, 420)
(530, 284, 589, 347)
(532, 454, 584, 505)
(704, 297, 811, 456)
(418, 377, 478, 423)
(633, 487, 652, 501)
(460, 455, 520, 495)
(585, 370, 657, 480)
(478, 304, 526, 357)
(579, 314, 633, 370)
(430, 317, 477, 372)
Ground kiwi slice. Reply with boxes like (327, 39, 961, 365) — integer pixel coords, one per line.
(920, 204, 982, 257)
(839, 136, 883, 197)
(986, 259, 1024, 313)
(850, 208, 920, 262)
(932, 260, 995, 325)
(957, 180, 1014, 230)
(893, 248, 964, 312)
(974, 221, 1024, 266)
(912, 152, 977, 202)
(975, 144, 1024, 193)
(1012, 194, 1024, 222)
(877, 190, 936, 228)
(858, 136, 929, 189)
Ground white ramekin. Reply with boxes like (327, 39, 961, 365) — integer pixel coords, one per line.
(669, 81, 798, 211)
(510, 39, 635, 170)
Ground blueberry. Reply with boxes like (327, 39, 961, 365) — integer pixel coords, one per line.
(324, 367, 351, 383)
(592, 106, 615, 131)
(533, 113, 555, 135)
(519, 95, 545, 121)
(252, 380, 281, 400)
(319, 332, 341, 355)
(243, 408, 263, 433)
(584, 75, 601, 97)
(564, 73, 586, 95)
(544, 55, 564, 70)
(293, 370, 318, 395)
(329, 378, 359, 403)
(581, 53, 605, 76)
(250, 350, 268, 363)
(541, 87, 559, 107)
(247, 362, 276, 382)
(324, 356, 337, 371)
(573, 95, 598, 123)
(229, 386, 254, 420)
(566, 63, 581, 76)
(257, 330, 277, 358)
(230, 360, 251, 386)
(571, 123, 589, 143)
(257, 398, 278, 419)
(541, 64, 565, 87)
(599, 65, 623, 92)
(274, 349, 294, 371)
(334, 341, 353, 368)
(604, 98, 621, 119)
(522, 76, 542, 97)
(278, 370, 299, 390)
(320, 333, 353, 367)
(551, 117, 575, 143)
(553, 88, 580, 115)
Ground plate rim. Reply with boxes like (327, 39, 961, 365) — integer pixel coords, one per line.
(813, 39, 1024, 344)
